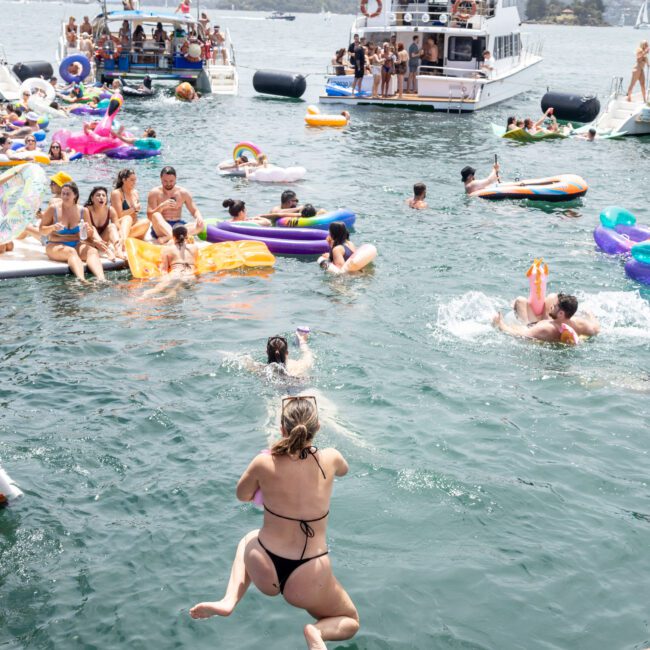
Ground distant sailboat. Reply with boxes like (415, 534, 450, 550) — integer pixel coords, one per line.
(635, 0, 650, 29)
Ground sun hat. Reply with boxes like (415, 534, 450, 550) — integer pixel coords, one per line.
(50, 171, 73, 187)
(25, 111, 39, 122)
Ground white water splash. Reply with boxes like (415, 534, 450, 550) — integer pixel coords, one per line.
(580, 291, 650, 339)
(429, 291, 503, 342)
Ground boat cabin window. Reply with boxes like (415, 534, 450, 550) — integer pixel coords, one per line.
(447, 37, 473, 61)
(493, 33, 521, 59)
(447, 36, 486, 62)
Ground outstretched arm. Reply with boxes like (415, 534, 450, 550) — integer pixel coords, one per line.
(236, 457, 261, 502)
(492, 312, 555, 341)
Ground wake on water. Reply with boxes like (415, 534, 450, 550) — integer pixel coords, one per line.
(429, 290, 650, 342)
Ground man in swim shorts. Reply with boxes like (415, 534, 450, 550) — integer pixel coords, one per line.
(493, 293, 600, 343)
(147, 166, 204, 244)
(462, 162, 499, 195)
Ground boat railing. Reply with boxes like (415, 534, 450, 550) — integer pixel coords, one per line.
(354, 2, 496, 28)
(609, 75, 624, 98)
(327, 62, 486, 81)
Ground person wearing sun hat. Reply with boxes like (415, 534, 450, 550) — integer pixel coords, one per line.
(7, 111, 42, 139)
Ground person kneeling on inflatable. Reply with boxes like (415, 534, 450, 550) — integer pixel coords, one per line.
(493, 293, 600, 345)
(319, 221, 356, 271)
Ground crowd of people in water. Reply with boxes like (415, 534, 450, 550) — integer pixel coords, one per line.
(333, 32, 494, 98)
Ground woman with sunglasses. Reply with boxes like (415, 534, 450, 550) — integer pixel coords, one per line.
(48, 141, 69, 163)
(190, 396, 359, 649)
(13, 135, 42, 161)
(39, 182, 107, 281)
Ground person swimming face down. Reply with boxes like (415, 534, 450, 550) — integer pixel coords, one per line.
(272, 396, 320, 456)
(266, 335, 288, 365)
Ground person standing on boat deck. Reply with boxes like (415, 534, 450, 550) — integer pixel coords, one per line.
(407, 183, 428, 209)
(175, 0, 191, 14)
(368, 43, 382, 97)
(395, 43, 409, 98)
(351, 41, 366, 95)
(189, 396, 360, 650)
(348, 33, 360, 68)
(380, 42, 395, 97)
(211, 26, 227, 65)
(462, 163, 499, 194)
(80, 16, 92, 35)
(421, 36, 439, 75)
(66, 17, 78, 47)
(199, 12, 211, 32)
(407, 35, 421, 93)
(153, 22, 168, 52)
(147, 166, 204, 244)
(332, 48, 348, 76)
(627, 40, 649, 101)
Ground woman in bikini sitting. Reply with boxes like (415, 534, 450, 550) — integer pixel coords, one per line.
(190, 396, 359, 650)
(39, 182, 108, 282)
(83, 186, 123, 260)
(110, 168, 149, 246)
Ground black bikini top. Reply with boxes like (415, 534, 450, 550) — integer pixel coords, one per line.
(264, 446, 329, 559)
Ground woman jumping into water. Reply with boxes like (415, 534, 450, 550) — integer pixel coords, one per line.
(190, 396, 359, 650)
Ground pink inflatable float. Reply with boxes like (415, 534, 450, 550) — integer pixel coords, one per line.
(52, 94, 127, 155)
(526, 259, 548, 317)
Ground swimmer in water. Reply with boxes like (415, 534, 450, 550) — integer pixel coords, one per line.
(320, 221, 356, 270)
(462, 163, 500, 195)
(189, 395, 359, 650)
(141, 223, 198, 298)
(493, 293, 600, 343)
(407, 182, 427, 209)
(111, 126, 157, 145)
(238, 331, 313, 379)
(222, 198, 272, 227)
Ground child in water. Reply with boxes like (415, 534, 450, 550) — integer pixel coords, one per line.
(320, 221, 356, 270)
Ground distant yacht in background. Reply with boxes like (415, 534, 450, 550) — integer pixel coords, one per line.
(266, 11, 296, 21)
(635, 0, 650, 28)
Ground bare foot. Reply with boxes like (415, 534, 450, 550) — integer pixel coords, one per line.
(304, 624, 327, 649)
(189, 599, 235, 619)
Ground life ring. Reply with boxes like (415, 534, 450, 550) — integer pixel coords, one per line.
(19, 77, 55, 105)
(180, 40, 202, 63)
(59, 54, 92, 84)
(360, 0, 382, 18)
(95, 35, 123, 60)
(452, 0, 477, 21)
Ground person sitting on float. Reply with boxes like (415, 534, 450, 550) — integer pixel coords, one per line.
(493, 293, 600, 343)
(48, 141, 70, 163)
(319, 221, 356, 270)
(505, 115, 517, 132)
(0, 135, 19, 162)
(462, 163, 499, 194)
(111, 126, 157, 146)
(13, 135, 41, 160)
(222, 198, 271, 227)
(7, 112, 41, 138)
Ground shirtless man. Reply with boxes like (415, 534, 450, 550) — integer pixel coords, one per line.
(147, 166, 204, 244)
(493, 293, 600, 344)
(269, 189, 301, 215)
(462, 162, 499, 195)
(407, 182, 427, 209)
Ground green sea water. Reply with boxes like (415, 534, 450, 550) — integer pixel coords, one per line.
(1, 6, 650, 649)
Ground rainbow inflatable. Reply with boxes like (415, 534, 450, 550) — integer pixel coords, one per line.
(275, 209, 355, 231)
(233, 141, 262, 161)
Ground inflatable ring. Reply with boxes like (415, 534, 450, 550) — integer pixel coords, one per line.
(60, 55, 92, 84)
(20, 77, 55, 106)
(233, 141, 262, 161)
(452, 0, 477, 21)
(95, 35, 123, 60)
(180, 40, 202, 63)
(360, 0, 382, 18)
(0, 163, 48, 245)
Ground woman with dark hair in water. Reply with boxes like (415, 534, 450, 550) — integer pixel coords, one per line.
(266, 332, 313, 377)
(190, 395, 359, 650)
(222, 198, 271, 226)
(321, 221, 356, 270)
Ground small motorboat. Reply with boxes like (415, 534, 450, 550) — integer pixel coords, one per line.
(266, 11, 296, 20)
(473, 174, 588, 202)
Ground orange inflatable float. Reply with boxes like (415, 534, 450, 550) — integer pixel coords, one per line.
(125, 238, 275, 279)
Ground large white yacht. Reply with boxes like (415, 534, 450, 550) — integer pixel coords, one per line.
(320, 0, 542, 111)
(57, 9, 238, 95)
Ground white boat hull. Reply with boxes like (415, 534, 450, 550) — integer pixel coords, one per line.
(593, 91, 650, 136)
(320, 56, 542, 112)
